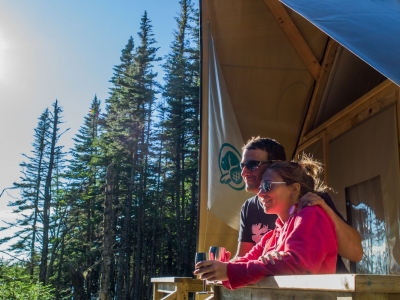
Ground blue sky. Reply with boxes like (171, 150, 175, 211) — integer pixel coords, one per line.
(0, 0, 185, 257)
(0, 0, 182, 208)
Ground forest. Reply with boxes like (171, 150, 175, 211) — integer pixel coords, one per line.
(0, 0, 199, 299)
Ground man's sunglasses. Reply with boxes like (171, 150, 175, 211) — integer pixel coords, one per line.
(240, 160, 279, 171)
(259, 180, 287, 192)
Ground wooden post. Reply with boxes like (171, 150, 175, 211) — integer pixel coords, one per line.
(151, 277, 204, 300)
(152, 282, 162, 300)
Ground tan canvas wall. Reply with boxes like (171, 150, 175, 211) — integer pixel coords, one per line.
(328, 106, 400, 273)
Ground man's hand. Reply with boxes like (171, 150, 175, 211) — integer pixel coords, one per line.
(298, 192, 327, 210)
(193, 260, 229, 281)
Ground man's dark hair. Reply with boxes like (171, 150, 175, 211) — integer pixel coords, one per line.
(242, 136, 286, 161)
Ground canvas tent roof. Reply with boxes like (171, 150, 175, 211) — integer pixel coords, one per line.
(281, 0, 400, 86)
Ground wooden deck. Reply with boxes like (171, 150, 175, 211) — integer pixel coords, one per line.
(152, 274, 400, 300)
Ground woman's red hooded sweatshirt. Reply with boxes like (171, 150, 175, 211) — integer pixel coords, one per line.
(223, 206, 338, 290)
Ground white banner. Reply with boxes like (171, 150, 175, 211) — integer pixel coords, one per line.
(208, 27, 249, 230)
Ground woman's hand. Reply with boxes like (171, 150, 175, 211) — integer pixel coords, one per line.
(193, 260, 229, 281)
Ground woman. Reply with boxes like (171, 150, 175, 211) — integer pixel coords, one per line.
(194, 155, 338, 290)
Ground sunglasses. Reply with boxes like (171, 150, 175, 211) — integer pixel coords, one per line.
(259, 180, 287, 192)
(240, 160, 279, 171)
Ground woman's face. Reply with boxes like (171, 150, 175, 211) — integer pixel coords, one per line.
(257, 169, 295, 222)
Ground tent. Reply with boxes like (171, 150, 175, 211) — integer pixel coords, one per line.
(199, 0, 400, 275)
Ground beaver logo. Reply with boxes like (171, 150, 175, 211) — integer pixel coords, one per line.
(218, 143, 245, 190)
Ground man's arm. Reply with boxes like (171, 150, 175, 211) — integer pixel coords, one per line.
(233, 241, 254, 260)
(324, 205, 363, 262)
(234, 199, 256, 260)
(299, 192, 363, 262)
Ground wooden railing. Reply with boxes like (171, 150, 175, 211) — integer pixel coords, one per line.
(151, 277, 207, 300)
(152, 274, 400, 300)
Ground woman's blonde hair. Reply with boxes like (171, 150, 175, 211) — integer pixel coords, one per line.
(267, 153, 328, 197)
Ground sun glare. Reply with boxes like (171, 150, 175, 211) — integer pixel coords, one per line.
(0, 38, 8, 81)
(0, 34, 11, 82)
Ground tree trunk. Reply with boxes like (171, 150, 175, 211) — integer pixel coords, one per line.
(55, 228, 66, 300)
(40, 100, 60, 284)
(31, 124, 46, 276)
(68, 264, 86, 300)
(116, 155, 135, 300)
(100, 163, 115, 300)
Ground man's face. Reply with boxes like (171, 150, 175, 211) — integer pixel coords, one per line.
(241, 149, 269, 194)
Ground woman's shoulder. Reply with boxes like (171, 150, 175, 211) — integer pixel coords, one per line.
(295, 205, 334, 225)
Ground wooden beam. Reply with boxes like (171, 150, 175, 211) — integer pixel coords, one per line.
(298, 40, 339, 143)
(301, 79, 395, 143)
(355, 275, 400, 293)
(296, 131, 325, 155)
(263, 0, 321, 80)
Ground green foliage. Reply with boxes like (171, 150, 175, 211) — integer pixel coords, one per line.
(1, 2, 200, 299)
(0, 260, 54, 299)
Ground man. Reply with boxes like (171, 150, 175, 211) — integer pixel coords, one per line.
(235, 136, 363, 272)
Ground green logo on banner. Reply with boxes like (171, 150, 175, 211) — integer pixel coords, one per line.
(218, 143, 245, 190)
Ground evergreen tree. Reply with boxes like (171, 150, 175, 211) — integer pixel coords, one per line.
(100, 35, 136, 300)
(0, 100, 68, 287)
(39, 100, 67, 284)
(130, 11, 160, 300)
(159, 0, 200, 277)
(0, 109, 51, 275)
(61, 96, 103, 299)
(99, 11, 160, 299)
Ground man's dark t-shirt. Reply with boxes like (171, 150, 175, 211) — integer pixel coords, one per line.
(239, 192, 349, 273)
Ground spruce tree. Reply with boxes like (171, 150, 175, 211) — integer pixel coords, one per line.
(0, 109, 51, 275)
(130, 11, 160, 300)
(39, 100, 68, 284)
(0, 100, 68, 286)
(100, 36, 136, 300)
(159, 0, 200, 277)
(99, 12, 160, 299)
(62, 96, 103, 299)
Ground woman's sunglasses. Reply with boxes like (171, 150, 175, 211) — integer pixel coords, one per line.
(259, 180, 287, 192)
(240, 160, 279, 171)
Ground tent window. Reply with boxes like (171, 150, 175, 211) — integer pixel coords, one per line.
(345, 176, 388, 274)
